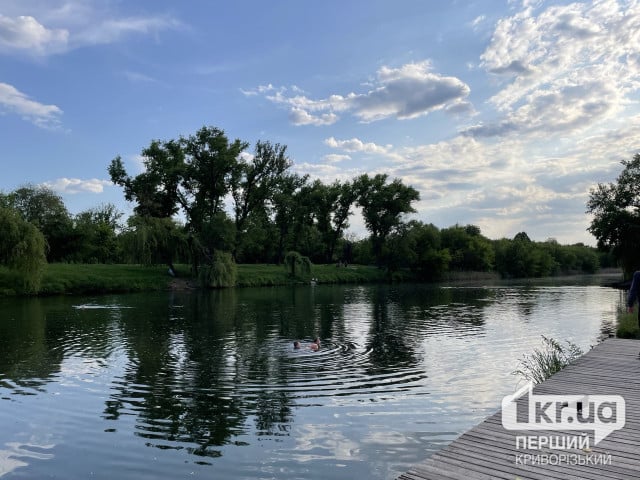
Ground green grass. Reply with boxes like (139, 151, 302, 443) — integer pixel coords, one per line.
(236, 263, 390, 287)
(0, 262, 398, 296)
(617, 309, 640, 339)
(37, 263, 176, 295)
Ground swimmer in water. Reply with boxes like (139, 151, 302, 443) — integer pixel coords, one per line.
(293, 341, 301, 349)
(309, 337, 320, 351)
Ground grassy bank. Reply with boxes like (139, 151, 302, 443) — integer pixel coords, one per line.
(0, 262, 395, 296)
(617, 309, 640, 339)
(0, 264, 175, 296)
(236, 264, 390, 287)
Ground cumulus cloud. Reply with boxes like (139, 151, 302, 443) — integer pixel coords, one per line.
(0, 2, 181, 56)
(0, 82, 62, 129)
(247, 60, 471, 125)
(324, 137, 391, 154)
(42, 177, 111, 194)
(289, 108, 338, 126)
(471, 0, 640, 139)
(0, 14, 69, 55)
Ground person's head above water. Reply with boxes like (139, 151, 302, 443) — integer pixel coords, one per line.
(293, 341, 301, 349)
(309, 337, 320, 351)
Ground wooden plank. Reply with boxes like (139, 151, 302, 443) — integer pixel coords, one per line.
(396, 338, 640, 480)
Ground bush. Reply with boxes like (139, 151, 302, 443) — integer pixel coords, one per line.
(284, 251, 312, 279)
(199, 250, 237, 288)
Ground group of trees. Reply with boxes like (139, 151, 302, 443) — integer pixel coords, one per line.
(107, 125, 420, 283)
(0, 185, 123, 290)
(3, 124, 630, 291)
(351, 222, 604, 280)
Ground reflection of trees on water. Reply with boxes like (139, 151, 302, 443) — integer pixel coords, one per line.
(0, 296, 119, 393)
(0, 298, 62, 392)
(362, 285, 489, 370)
(0, 283, 496, 462)
(366, 286, 419, 369)
(104, 289, 299, 457)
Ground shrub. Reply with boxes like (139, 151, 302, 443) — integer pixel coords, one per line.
(199, 250, 237, 288)
(284, 251, 312, 279)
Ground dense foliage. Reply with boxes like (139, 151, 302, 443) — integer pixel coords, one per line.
(587, 153, 640, 277)
(0, 206, 46, 292)
(0, 125, 612, 293)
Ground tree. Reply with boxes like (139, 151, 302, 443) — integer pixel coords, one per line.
(0, 207, 46, 292)
(198, 250, 237, 288)
(440, 224, 494, 271)
(308, 180, 357, 263)
(5, 185, 74, 261)
(108, 139, 185, 218)
(494, 233, 555, 278)
(284, 251, 311, 279)
(109, 126, 248, 272)
(182, 126, 248, 234)
(231, 141, 291, 259)
(272, 173, 308, 263)
(73, 203, 123, 263)
(355, 174, 420, 265)
(407, 222, 451, 280)
(587, 154, 640, 276)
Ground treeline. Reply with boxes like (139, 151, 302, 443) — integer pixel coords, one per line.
(0, 125, 611, 291)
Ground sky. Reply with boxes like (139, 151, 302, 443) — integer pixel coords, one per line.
(1, 0, 640, 245)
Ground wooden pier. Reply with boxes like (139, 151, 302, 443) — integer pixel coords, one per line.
(398, 338, 640, 480)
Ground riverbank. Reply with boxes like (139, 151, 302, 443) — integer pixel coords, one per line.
(0, 263, 394, 296)
(0, 263, 624, 298)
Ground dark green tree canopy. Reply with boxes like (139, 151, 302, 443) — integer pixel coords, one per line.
(0, 206, 46, 292)
(3, 185, 73, 261)
(355, 174, 420, 263)
(587, 153, 640, 275)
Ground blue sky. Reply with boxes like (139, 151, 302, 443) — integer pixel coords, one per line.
(2, 0, 639, 245)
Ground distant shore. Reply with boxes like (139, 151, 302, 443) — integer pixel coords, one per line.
(0, 263, 623, 297)
(0, 263, 392, 297)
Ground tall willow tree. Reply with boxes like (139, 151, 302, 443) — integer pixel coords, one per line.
(0, 207, 46, 292)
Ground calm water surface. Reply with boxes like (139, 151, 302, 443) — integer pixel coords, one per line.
(0, 277, 623, 479)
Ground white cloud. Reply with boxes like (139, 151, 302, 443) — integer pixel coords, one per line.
(74, 16, 182, 47)
(42, 177, 111, 194)
(0, 3, 182, 57)
(471, 0, 640, 139)
(122, 71, 158, 84)
(0, 82, 62, 129)
(0, 14, 69, 55)
(324, 137, 391, 154)
(289, 107, 338, 126)
(241, 84, 278, 96)
(249, 60, 472, 125)
(323, 154, 351, 163)
(470, 15, 486, 30)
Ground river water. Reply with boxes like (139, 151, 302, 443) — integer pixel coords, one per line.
(0, 276, 624, 479)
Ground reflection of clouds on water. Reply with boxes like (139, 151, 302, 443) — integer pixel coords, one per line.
(290, 423, 360, 463)
(0, 440, 54, 476)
